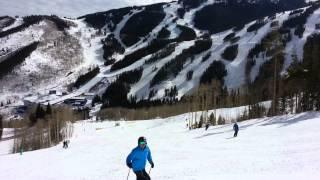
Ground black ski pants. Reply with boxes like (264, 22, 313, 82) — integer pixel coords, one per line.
(234, 130, 238, 137)
(134, 169, 150, 180)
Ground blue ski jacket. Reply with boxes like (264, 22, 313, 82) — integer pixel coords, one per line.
(126, 145, 153, 172)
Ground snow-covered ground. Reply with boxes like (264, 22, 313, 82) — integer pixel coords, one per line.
(0, 128, 14, 139)
(1, 109, 320, 179)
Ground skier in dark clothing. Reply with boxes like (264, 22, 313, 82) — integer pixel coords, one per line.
(63, 140, 67, 148)
(233, 123, 239, 137)
(63, 140, 69, 148)
(205, 123, 210, 131)
(126, 136, 154, 180)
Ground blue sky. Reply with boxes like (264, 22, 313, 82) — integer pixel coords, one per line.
(0, 0, 172, 18)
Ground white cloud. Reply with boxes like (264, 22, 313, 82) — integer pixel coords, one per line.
(0, 0, 173, 18)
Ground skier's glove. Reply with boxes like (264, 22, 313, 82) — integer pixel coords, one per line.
(150, 162, 154, 168)
(127, 163, 132, 168)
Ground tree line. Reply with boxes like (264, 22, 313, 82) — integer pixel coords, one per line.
(10, 104, 88, 153)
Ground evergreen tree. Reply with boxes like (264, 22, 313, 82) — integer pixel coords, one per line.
(217, 116, 225, 125)
(0, 115, 3, 139)
(46, 103, 52, 115)
(92, 95, 102, 107)
(29, 113, 37, 126)
(209, 112, 216, 126)
(35, 103, 46, 119)
(198, 114, 204, 128)
(186, 70, 193, 81)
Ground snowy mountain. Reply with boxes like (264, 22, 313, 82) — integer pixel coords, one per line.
(1, 109, 320, 179)
(0, 0, 320, 113)
(1, 2, 320, 177)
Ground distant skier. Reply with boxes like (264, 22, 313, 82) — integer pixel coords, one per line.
(126, 136, 154, 180)
(63, 140, 69, 149)
(186, 119, 188, 128)
(233, 122, 239, 137)
(205, 123, 210, 131)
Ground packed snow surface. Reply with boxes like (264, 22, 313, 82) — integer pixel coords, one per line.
(0, 110, 320, 179)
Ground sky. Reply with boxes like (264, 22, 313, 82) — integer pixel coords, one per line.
(0, 0, 173, 18)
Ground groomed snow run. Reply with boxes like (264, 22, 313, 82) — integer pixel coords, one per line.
(1, 111, 320, 179)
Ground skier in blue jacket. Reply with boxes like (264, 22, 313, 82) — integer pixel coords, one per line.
(126, 136, 154, 180)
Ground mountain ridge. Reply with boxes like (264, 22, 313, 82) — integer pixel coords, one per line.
(0, 0, 319, 114)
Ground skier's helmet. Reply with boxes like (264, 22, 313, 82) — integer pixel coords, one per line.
(138, 136, 147, 145)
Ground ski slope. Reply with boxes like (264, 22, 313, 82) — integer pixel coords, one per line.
(1, 110, 320, 179)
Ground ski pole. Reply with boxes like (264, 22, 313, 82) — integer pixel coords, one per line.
(127, 169, 130, 180)
(148, 167, 152, 175)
